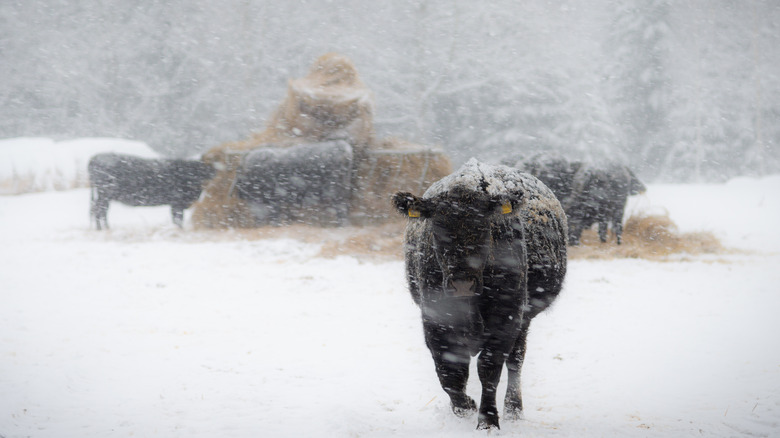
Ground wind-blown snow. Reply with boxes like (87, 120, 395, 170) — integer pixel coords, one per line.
(1, 139, 779, 437)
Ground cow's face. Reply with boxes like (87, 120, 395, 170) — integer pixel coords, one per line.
(393, 188, 521, 298)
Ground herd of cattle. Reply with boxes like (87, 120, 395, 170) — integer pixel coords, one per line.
(87, 147, 645, 246)
(87, 147, 645, 430)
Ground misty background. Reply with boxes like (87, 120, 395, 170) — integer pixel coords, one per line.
(2, 0, 778, 182)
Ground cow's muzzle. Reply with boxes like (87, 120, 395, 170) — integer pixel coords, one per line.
(446, 278, 477, 298)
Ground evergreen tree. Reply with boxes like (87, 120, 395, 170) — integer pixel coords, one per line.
(662, 0, 780, 181)
(603, 0, 673, 180)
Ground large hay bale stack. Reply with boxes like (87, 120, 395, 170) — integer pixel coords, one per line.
(192, 53, 375, 229)
(191, 53, 451, 229)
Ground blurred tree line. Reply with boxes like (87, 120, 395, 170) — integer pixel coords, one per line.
(1, 0, 778, 182)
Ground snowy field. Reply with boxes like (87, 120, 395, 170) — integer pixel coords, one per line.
(1, 139, 780, 437)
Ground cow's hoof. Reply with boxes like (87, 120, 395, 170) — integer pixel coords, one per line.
(504, 404, 524, 421)
(451, 396, 477, 417)
(476, 412, 500, 430)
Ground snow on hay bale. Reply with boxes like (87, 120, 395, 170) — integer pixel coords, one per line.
(191, 53, 451, 228)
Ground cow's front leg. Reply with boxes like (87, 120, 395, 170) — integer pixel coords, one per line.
(436, 353, 476, 417)
(423, 319, 476, 417)
(97, 201, 109, 230)
(476, 346, 505, 429)
(91, 194, 109, 230)
(476, 303, 522, 430)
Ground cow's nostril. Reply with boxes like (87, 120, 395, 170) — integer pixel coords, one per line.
(448, 279, 476, 297)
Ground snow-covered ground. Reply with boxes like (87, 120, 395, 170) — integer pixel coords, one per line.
(1, 139, 779, 437)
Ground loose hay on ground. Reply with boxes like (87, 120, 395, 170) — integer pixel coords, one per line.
(194, 222, 406, 261)
(92, 212, 726, 262)
(189, 212, 724, 262)
(567, 213, 725, 260)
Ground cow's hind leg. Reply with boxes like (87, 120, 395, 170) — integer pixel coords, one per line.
(92, 195, 109, 230)
(504, 319, 531, 420)
(612, 211, 625, 245)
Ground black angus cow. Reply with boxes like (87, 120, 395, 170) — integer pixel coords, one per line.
(88, 153, 215, 230)
(510, 155, 646, 246)
(233, 140, 354, 226)
(392, 159, 567, 430)
(565, 161, 646, 245)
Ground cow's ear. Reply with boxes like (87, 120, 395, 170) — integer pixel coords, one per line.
(392, 192, 429, 219)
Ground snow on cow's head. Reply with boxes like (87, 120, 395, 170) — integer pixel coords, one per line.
(392, 181, 524, 299)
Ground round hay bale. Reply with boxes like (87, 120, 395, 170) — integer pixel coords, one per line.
(350, 138, 453, 224)
(191, 147, 256, 229)
(245, 52, 375, 151)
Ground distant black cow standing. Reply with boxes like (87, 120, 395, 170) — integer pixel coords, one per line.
(510, 155, 646, 246)
(88, 153, 215, 230)
(233, 140, 354, 226)
(565, 161, 646, 245)
(392, 159, 567, 430)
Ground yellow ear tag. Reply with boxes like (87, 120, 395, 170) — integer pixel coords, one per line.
(408, 209, 421, 218)
(501, 203, 512, 214)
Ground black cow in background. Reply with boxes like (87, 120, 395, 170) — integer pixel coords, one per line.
(233, 140, 354, 227)
(88, 153, 215, 230)
(510, 154, 645, 245)
(565, 161, 646, 245)
(392, 159, 567, 430)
